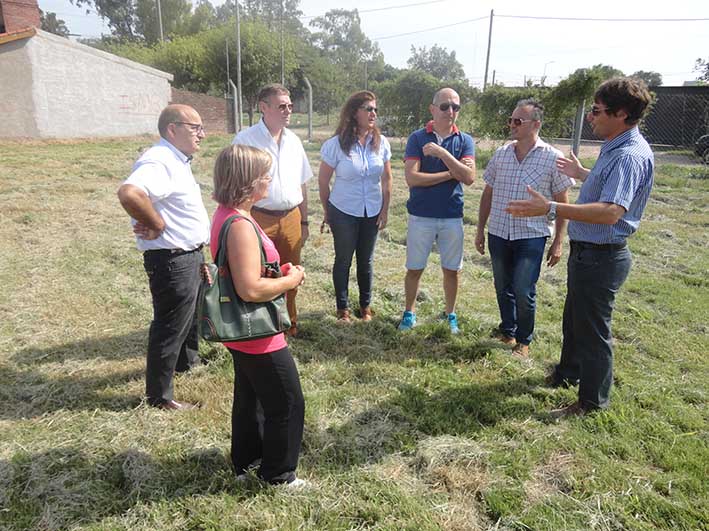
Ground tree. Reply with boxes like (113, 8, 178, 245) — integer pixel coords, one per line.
(406, 44, 466, 82)
(631, 70, 662, 87)
(40, 10, 70, 37)
(377, 69, 440, 136)
(695, 58, 709, 82)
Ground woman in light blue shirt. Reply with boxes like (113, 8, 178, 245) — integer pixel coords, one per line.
(318, 91, 393, 322)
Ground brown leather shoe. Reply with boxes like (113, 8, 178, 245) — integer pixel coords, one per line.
(156, 399, 198, 411)
(512, 343, 529, 358)
(549, 401, 588, 420)
(492, 329, 516, 346)
(336, 309, 351, 323)
(360, 306, 374, 322)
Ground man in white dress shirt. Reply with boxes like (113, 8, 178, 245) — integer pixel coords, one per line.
(233, 84, 313, 336)
(118, 104, 210, 411)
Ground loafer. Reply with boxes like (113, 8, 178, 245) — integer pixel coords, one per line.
(156, 399, 198, 411)
(491, 328, 516, 346)
(512, 343, 529, 358)
(336, 309, 351, 323)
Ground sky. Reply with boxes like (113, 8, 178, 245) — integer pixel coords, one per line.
(39, 0, 709, 87)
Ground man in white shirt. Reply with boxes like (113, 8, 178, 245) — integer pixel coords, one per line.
(475, 99, 573, 358)
(118, 104, 210, 411)
(233, 84, 313, 336)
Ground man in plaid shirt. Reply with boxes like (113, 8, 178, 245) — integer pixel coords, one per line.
(475, 99, 574, 357)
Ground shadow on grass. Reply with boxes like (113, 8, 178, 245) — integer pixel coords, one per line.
(0, 446, 257, 531)
(306, 375, 544, 472)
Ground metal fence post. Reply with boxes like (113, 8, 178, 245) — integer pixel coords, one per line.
(572, 100, 585, 157)
(303, 76, 313, 143)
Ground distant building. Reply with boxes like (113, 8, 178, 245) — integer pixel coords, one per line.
(0, 0, 173, 138)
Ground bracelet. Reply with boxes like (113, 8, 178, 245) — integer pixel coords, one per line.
(301, 221, 309, 226)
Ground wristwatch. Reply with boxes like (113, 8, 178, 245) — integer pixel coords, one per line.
(546, 201, 557, 222)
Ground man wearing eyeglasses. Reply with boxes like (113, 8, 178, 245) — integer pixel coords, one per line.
(506, 78, 654, 417)
(399, 88, 476, 335)
(117, 104, 210, 411)
(475, 99, 574, 358)
(233, 83, 313, 337)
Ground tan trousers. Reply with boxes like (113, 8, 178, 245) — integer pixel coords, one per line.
(252, 207, 302, 324)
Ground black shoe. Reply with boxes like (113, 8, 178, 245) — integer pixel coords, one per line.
(545, 371, 580, 389)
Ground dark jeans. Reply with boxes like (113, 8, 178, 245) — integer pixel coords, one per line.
(143, 249, 203, 405)
(328, 202, 380, 310)
(229, 346, 304, 484)
(488, 234, 547, 345)
(556, 242, 632, 410)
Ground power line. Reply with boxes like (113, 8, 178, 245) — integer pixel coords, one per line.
(374, 15, 488, 40)
(299, 0, 448, 21)
(496, 14, 709, 22)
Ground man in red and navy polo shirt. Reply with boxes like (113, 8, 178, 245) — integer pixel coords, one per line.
(398, 87, 476, 334)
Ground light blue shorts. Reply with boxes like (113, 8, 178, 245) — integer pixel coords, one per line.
(405, 214, 464, 271)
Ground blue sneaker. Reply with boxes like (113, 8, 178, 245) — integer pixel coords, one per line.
(398, 310, 416, 331)
(447, 312, 460, 335)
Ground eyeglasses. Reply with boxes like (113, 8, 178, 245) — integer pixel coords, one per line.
(274, 103, 294, 112)
(360, 105, 378, 113)
(507, 117, 535, 126)
(438, 102, 461, 112)
(173, 122, 205, 134)
(587, 105, 611, 116)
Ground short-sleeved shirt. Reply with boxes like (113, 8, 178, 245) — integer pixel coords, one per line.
(568, 127, 654, 244)
(210, 204, 288, 355)
(320, 134, 391, 217)
(404, 121, 475, 219)
(233, 119, 313, 211)
(483, 138, 575, 240)
(123, 138, 210, 252)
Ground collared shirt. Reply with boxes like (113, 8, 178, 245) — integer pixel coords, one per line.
(484, 138, 574, 240)
(124, 138, 210, 252)
(568, 126, 654, 244)
(233, 119, 313, 211)
(404, 121, 475, 219)
(320, 134, 392, 217)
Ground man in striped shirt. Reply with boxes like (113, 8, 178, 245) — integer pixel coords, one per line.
(506, 78, 654, 417)
(476, 99, 574, 358)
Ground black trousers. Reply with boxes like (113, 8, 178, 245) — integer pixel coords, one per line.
(228, 346, 304, 484)
(556, 242, 631, 410)
(143, 249, 203, 405)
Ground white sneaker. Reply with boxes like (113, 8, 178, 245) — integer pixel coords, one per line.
(283, 477, 309, 490)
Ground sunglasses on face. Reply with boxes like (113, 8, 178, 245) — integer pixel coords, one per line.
(587, 105, 611, 116)
(360, 105, 378, 113)
(507, 117, 535, 126)
(437, 102, 461, 112)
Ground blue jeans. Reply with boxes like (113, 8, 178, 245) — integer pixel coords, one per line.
(556, 242, 632, 410)
(488, 234, 547, 345)
(328, 202, 379, 310)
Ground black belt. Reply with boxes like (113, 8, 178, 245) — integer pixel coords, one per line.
(252, 205, 296, 218)
(571, 241, 627, 251)
(144, 244, 204, 257)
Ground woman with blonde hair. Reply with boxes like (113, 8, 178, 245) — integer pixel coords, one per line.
(318, 90, 393, 322)
(210, 144, 307, 488)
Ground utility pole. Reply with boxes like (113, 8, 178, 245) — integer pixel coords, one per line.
(156, 0, 164, 41)
(483, 9, 493, 90)
(280, 0, 285, 85)
(235, 0, 243, 131)
(364, 61, 368, 91)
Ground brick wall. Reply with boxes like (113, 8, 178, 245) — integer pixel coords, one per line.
(0, 0, 40, 33)
(170, 88, 232, 134)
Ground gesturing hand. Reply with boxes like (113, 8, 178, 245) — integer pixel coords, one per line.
(556, 151, 585, 180)
(505, 186, 550, 218)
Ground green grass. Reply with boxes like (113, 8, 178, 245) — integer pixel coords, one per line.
(0, 133, 707, 530)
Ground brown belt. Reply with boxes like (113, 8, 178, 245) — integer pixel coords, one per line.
(252, 205, 296, 218)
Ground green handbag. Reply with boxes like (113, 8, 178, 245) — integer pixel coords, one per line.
(198, 214, 291, 342)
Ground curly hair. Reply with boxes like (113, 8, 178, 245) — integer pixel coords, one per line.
(335, 91, 381, 154)
(594, 77, 652, 126)
(212, 144, 272, 208)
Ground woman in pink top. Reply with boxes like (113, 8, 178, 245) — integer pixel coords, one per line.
(211, 144, 306, 487)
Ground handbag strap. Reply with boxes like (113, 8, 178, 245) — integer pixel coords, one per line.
(214, 213, 268, 268)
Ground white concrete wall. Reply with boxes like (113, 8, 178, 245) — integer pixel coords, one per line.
(1, 29, 174, 138)
(0, 36, 39, 137)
